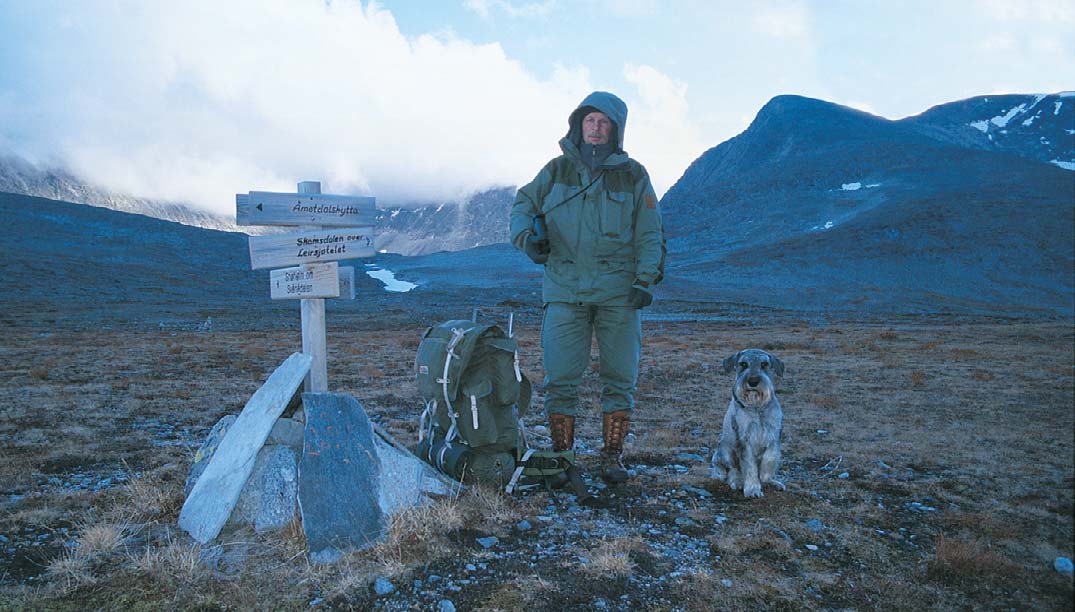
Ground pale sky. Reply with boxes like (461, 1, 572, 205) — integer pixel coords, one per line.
(1, 1, 1072, 215)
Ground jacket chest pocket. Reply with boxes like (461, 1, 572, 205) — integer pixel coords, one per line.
(599, 190, 634, 245)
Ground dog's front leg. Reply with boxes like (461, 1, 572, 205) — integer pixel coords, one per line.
(759, 446, 785, 491)
(740, 446, 763, 498)
(711, 440, 741, 491)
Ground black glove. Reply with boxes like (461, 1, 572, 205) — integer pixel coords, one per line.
(629, 285, 653, 309)
(523, 233, 550, 264)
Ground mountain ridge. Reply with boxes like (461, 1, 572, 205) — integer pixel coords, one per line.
(2, 90, 1071, 318)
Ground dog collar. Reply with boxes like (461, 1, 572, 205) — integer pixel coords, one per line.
(732, 390, 749, 410)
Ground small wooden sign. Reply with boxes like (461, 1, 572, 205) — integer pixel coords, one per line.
(248, 226, 376, 270)
(270, 263, 341, 300)
(338, 266, 355, 300)
(236, 192, 376, 227)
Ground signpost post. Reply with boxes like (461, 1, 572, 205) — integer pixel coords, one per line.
(238, 181, 376, 393)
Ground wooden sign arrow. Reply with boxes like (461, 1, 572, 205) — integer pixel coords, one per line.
(236, 191, 376, 227)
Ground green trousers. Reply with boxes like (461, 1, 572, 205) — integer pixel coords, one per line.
(541, 301, 641, 417)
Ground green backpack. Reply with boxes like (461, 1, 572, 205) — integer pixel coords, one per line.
(414, 318, 584, 495)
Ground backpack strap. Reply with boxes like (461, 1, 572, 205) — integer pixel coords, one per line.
(418, 399, 436, 442)
(508, 313, 523, 384)
(504, 449, 535, 494)
(437, 327, 467, 442)
(469, 394, 479, 431)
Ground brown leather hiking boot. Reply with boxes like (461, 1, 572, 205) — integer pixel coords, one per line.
(549, 414, 575, 452)
(600, 410, 630, 483)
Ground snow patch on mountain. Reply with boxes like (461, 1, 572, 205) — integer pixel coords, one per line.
(837, 182, 880, 191)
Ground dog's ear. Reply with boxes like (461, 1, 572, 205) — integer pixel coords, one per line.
(769, 354, 785, 377)
(722, 353, 739, 374)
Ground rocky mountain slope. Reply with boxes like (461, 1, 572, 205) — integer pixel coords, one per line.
(901, 92, 1074, 169)
(0, 153, 516, 256)
(658, 94, 1074, 316)
(0, 191, 390, 329)
(374, 187, 515, 255)
(3, 91, 1071, 318)
(0, 154, 244, 233)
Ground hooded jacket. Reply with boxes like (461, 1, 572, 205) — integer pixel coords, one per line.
(510, 91, 666, 305)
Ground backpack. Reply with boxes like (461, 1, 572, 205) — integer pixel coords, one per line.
(413, 318, 585, 496)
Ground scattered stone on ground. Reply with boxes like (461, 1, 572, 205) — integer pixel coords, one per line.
(1055, 556, 1074, 575)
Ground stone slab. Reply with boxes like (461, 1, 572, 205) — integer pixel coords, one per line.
(298, 392, 385, 563)
(372, 424, 462, 516)
(179, 353, 312, 543)
(232, 445, 298, 533)
(185, 414, 236, 498)
(267, 417, 305, 450)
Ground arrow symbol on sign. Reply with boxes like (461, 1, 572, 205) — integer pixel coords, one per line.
(256, 203, 263, 211)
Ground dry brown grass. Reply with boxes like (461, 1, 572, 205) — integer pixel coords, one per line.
(927, 533, 1023, 584)
(811, 394, 840, 410)
(134, 534, 203, 584)
(119, 472, 184, 522)
(580, 537, 643, 578)
(0, 319, 1071, 611)
(372, 495, 466, 566)
(45, 548, 95, 592)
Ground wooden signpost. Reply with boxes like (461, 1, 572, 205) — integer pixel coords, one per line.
(248, 227, 375, 270)
(238, 181, 376, 392)
(337, 265, 355, 300)
(269, 262, 341, 300)
(237, 191, 376, 227)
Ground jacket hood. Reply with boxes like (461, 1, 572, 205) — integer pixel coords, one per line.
(566, 91, 628, 152)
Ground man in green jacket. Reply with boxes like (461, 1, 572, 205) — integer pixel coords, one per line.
(510, 91, 665, 483)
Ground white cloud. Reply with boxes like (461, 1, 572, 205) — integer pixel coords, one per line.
(981, 0, 1075, 23)
(463, 0, 555, 19)
(752, 2, 811, 39)
(978, 34, 1018, 53)
(622, 64, 706, 195)
(594, 0, 660, 18)
(0, 0, 586, 213)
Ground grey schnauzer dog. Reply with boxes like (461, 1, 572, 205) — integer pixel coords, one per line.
(710, 349, 786, 498)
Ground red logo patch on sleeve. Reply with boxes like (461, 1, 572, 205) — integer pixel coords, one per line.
(645, 193, 657, 209)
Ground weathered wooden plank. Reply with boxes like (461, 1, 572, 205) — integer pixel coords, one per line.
(247, 226, 375, 270)
(302, 299, 328, 392)
(298, 393, 385, 563)
(178, 353, 312, 544)
(269, 262, 341, 300)
(236, 191, 376, 227)
(337, 266, 355, 300)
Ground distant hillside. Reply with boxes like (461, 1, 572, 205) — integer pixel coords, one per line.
(901, 92, 1074, 170)
(374, 187, 516, 255)
(4, 91, 1071, 320)
(0, 154, 244, 233)
(0, 153, 516, 256)
(659, 94, 1074, 317)
(0, 191, 386, 329)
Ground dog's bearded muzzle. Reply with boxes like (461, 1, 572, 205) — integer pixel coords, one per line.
(735, 376, 774, 406)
